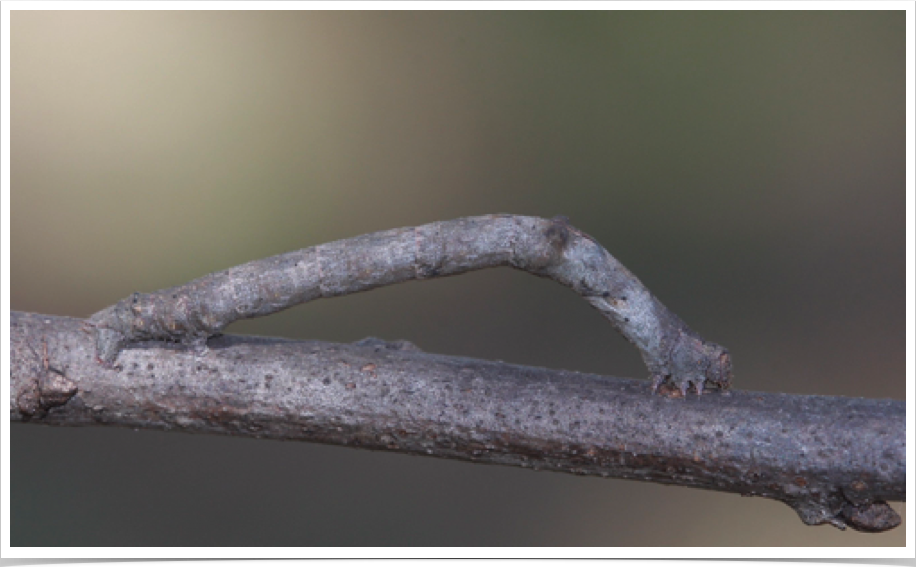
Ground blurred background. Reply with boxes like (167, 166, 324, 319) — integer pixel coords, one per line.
(10, 10, 905, 546)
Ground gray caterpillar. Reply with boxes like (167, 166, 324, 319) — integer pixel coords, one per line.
(87, 214, 732, 395)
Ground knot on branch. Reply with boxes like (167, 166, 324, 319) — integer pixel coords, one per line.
(16, 338, 79, 420)
(791, 495, 901, 533)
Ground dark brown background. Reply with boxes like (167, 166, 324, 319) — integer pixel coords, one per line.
(11, 10, 905, 546)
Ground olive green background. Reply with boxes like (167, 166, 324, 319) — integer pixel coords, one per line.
(11, 10, 905, 546)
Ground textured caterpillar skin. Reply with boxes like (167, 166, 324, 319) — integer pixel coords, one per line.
(89, 214, 732, 395)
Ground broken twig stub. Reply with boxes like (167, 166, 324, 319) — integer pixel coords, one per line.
(88, 214, 731, 395)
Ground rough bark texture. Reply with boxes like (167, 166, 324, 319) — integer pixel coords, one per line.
(87, 215, 731, 395)
(11, 311, 904, 532)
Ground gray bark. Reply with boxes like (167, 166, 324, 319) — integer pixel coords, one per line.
(87, 215, 731, 395)
(10, 311, 904, 533)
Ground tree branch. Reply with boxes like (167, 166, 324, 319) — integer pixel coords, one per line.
(11, 311, 903, 533)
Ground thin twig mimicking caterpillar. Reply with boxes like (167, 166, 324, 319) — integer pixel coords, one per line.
(87, 214, 732, 395)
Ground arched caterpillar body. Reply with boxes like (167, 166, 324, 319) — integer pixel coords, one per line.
(88, 214, 732, 395)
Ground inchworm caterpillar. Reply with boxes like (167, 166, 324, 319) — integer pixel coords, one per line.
(88, 214, 732, 395)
